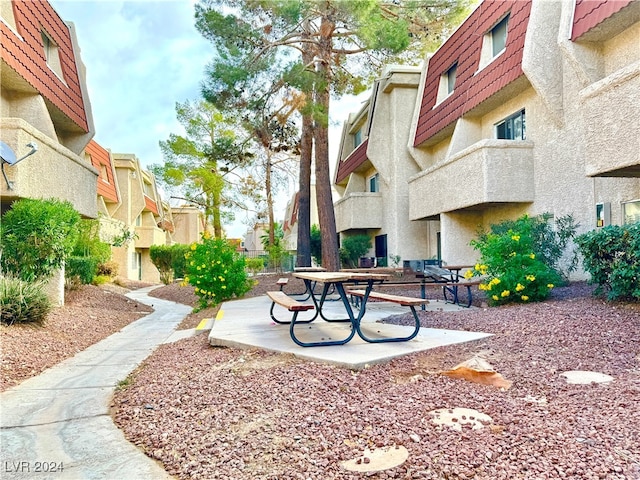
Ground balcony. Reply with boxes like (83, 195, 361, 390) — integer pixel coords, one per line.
(581, 64, 640, 177)
(135, 225, 166, 248)
(409, 139, 534, 220)
(334, 192, 383, 232)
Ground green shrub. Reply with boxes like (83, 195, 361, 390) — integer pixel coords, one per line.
(245, 257, 264, 275)
(150, 245, 175, 284)
(340, 234, 372, 268)
(484, 212, 579, 281)
(171, 244, 190, 279)
(92, 275, 111, 285)
(469, 214, 563, 306)
(182, 235, 253, 310)
(72, 219, 112, 263)
(65, 256, 99, 286)
(310, 224, 322, 265)
(575, 223, 640, 301)
(1, 275, 52, 326)
(1, 198, 80, 281)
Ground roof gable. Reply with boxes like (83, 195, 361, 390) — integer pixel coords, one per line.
(1, 0, 89, 132)
(414, 0, 532, 147)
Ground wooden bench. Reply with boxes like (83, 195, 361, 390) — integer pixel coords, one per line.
(346, 289, 430, 306)
(374, 279, 483, 308)
(276, 277, 288, 291)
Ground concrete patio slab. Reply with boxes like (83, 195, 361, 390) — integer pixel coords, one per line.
(208, 295, 491, 370)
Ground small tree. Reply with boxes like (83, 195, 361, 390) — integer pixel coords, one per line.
(150, 245, 175, 285)
(340, 235, 372, 269)
(0, 198, 80, 281)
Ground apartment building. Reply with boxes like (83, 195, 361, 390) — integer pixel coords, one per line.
(109, 153, 170, 283)
(1, 0, 97, 303)
(334, 0, 639, 274)
(334, 66, 430, 265)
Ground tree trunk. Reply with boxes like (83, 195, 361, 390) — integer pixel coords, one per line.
(314, 11, 340, 271)
(296, 21, 314, 268)
(296, 115, 313, 267)
(266, 150, 275, 246)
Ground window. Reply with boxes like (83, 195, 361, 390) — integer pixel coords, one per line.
(495, 109, 525, 140)
(492, 15, 509, 57)
(436, 62, 458, 104)
(40, 30, 65, 81)
(596, 203, 611, 227)
(135, 214, 142, 226)
(368, 173, 379, 193)
(478, 14, 510, 70)
(622, 200, 640, 225)
(446, 63, 457, 94)
(353, 129, 362, 148)
(100, 165, 109, 183)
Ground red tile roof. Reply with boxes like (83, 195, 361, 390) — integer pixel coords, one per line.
(86, 140, 119, 203)
(1, 0, 89, 132)
(571, 0, 633, 40)
(335, 139, 370, 185)
(414, 0, 532, 146)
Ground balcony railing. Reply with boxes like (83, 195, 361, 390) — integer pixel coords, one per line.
(409, 139, 534, 219)
(135, 225, 166, 248)
(334, 192, 383, 232)
(581, 64, 640, 177)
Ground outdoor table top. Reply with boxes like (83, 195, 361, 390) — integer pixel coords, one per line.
(293, 271, 391, 283)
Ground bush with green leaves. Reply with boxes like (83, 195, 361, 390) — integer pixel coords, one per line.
(171, 244, 190, 279)
(245, 257, 264, 275)
(150, 245, 175, 284)
(1, 198, 80, 281)
(1, 275, 52, 325)
(575, 223, 640, 301)
(310, 224, 322, 265)
(339, 234, 372, 268)
(483, 212, 579, 281)
(65, 256, 99, 288)
(182, 235, 253, 310)
(468, 214, 564, 305)
(72, 219, 111, 263)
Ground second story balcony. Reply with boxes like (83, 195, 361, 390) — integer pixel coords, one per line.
(581, 63, 640, 177)
(335, 192, 383, 232)
(409, 140, 535, 220)
(135, 225, 166, 249)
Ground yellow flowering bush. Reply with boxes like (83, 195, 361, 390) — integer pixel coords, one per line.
(184, 235, 253, 310)
(469, 215, 562, 306)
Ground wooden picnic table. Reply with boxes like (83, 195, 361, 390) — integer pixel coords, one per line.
(417, 265, 477, 308)
(267, 271, 426, 347)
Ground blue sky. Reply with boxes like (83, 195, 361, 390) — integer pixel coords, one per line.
(50, 0, 366, 236)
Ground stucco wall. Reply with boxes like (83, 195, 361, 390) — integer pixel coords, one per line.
(0, 118, 98, 218)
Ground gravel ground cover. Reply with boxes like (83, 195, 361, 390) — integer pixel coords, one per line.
(114, 279, 640, 480)
(1, 283, 153, 391)
(3, 275, 638, 478)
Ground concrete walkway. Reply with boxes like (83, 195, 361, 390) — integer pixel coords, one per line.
(0, 287, 190, 480)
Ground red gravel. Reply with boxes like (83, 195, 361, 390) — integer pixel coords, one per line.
(112, 281, 640, 479)
(1, 283, 152, 391)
